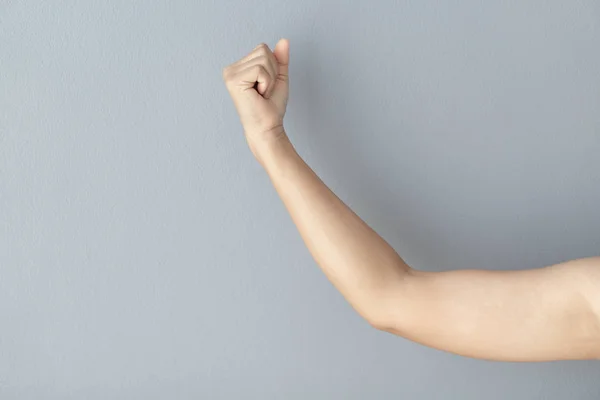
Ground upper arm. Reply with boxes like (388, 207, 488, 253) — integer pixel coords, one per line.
(379, 257, 600, 361)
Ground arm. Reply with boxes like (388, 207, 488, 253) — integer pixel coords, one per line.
(260, 132, 600, 362)
(222, 39, 600, 362)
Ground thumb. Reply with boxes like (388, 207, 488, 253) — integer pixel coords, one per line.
(273, 38, 290, 79)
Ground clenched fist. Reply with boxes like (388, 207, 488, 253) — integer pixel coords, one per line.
(222, 39, 290, 160)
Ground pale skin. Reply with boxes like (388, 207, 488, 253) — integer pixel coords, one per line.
(222, 39, 600, 362)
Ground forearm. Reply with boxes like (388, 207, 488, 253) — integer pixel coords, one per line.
(256, 131, 411, 324)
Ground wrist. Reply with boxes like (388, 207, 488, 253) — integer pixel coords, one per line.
(247, 127, 296, 168)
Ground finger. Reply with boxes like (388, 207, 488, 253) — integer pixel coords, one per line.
(263, 53, 279, 98)
(229, 55, 277, 95)
(231, 43, 275, 70)
(273, 38, 290, 81)
(224, 43, 280, 98)
(237, 45, 280, 93)
(236, 55, 277, 84)
(233, 64, 272, 96)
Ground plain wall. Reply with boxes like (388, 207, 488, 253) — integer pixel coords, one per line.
(1, 1, 600, 398)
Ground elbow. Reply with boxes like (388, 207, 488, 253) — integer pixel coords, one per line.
(362, 289, 411, 334)
(360, 310, 390, 331)
(366, 313, 392, 332)
(362, 268, 419, 333)
(365, 306, 406, 333)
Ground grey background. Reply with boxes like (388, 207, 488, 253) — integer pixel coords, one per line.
(1, 1, 599, 398)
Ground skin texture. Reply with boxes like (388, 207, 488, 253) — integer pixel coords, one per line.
(222, 39, 600, 362)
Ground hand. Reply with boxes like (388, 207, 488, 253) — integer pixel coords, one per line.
(222, 39, 290, 160)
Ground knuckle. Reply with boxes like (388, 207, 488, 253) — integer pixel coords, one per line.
(256, 44, 269, 55)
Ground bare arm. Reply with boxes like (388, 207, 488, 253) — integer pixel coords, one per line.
(260, 134, 600, 361)
(394, 259, 600, 361)
(222, 39, 600, 362)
